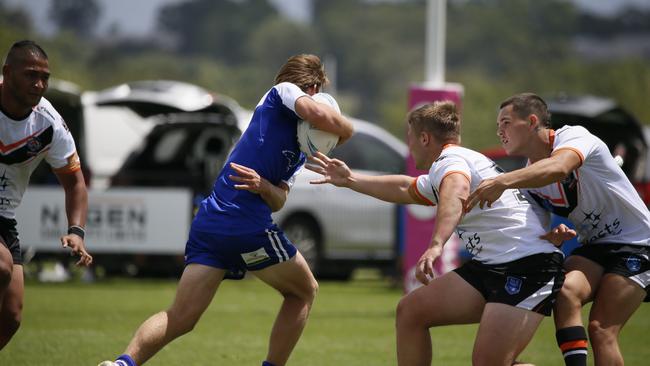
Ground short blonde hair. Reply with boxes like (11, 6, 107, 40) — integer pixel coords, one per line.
(274, 54, 329, 91)
(408, 101, 461, 143)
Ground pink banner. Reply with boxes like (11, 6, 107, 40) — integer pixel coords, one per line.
(403, 85, 463, 292)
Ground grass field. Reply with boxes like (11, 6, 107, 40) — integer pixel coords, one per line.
(1, 275, 649, 366)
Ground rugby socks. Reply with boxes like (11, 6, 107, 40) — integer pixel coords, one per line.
(115, 354, 137, 366)
(556, 326, 588, 366)
(262, 361, 277, 366)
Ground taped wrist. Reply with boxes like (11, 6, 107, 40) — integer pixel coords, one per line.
(67, 225, 85, 239)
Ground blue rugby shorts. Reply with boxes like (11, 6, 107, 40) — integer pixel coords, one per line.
(185, 224, 297, 276)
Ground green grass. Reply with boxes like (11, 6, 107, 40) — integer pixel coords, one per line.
(1, 276, 649, 365)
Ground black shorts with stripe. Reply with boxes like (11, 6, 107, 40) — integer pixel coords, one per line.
(571, 243, 650, 302)
(0, 216, 21, 265)
(454, 252, 565, 316)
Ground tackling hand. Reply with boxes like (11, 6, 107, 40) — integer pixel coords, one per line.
(540, 223, 577, 247)
(305, 151, 353, 187)
(464, 178, 507, 212)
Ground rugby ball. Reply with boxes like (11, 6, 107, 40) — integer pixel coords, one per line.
(297, 93, 341, 156)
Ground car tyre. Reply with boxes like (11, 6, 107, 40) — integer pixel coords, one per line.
(281, 215, 321, 274)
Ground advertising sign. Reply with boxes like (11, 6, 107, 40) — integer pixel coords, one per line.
(16, 187, 192, 255)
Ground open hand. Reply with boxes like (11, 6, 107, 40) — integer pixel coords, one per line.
(305, 151, 353, 187)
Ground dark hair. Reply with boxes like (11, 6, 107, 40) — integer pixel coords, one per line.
(408, 100, 461, 143)
(499, 92, 551, 128)
(4, 40, 48, 66)
(274, 54, 329, 91)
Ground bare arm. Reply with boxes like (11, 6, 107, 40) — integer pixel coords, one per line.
(54, 168, 92, 266)
(416, 173, 469, 284)
(306, 152, 429, 205)
(229, 162, 289, 212)
(295, 96, 354, 144)
(465, 149, 581, 211)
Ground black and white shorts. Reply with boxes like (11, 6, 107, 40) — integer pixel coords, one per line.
(571, 243, 650, 302)
(0, 216, 21, 265)
(454, 252, 565, 316)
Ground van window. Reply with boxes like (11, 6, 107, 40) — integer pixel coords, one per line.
(331, 132, 404, 174)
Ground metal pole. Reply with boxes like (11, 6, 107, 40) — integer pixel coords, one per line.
(425, 0, 446, 86)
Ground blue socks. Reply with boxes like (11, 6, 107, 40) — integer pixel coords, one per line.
(115, 354, 137, 366)
(262, 362, 277, 366)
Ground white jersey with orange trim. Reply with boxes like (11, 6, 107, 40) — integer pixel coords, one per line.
(527, 125, 650, 246)
(414, 145, 560, 264)
(0, 96, 79, 219)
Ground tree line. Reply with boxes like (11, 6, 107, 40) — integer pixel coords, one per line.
(1, 0, 649, 149)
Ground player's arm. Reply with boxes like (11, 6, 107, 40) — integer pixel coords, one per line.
(306, 152, 428, 205)
(465, 149, 582, 210)
(416, 173, 468, 284)
(229, 162, 288, 212)
(295, 96, 354, 145)
(54, 153, 92, 266)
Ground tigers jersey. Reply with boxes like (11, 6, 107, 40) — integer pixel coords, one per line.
(0, 96, 79, 219)
(414, 145, 560, 264)
(192, 82, 308, 235)
(527, 125, 650, 246)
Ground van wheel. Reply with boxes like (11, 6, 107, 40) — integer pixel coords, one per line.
(282, 216, 321, 273)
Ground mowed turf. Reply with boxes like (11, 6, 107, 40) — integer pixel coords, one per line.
(1, 276, 649, 365)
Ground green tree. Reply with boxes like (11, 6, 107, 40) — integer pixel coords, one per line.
(157, 0, 278, 64)
(48, 0, 101, 38)
(0, 0, 32, 32)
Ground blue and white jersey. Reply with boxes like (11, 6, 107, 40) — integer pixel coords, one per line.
(192, 82, 308, 235)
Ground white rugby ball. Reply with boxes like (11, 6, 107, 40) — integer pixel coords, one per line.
(297, 93, 341, 156)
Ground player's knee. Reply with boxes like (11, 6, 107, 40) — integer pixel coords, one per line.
(304, 279, 318, 304)
(285, 279, 318, 306)
(395, 296, 417, 327)
(167, 309, 200, 336)
(588, 319, 617, 345)
(557, 280, 584, 306)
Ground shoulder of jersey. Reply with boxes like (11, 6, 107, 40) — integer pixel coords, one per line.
(33, 97, 61, 123)
(556, 124, 587, 135)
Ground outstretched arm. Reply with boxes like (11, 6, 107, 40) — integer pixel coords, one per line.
(229, 162, 289, 212)
(464, 149, 581, 211)
(306, 152, 428, 205)
(295, 96, 354, 144)
(55, 168, 92, 266)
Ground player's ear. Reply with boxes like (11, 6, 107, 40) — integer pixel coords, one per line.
(528, 114, 540, 130)
(420, 131, 430, 146)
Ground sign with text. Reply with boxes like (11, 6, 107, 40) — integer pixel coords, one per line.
(16, 187, 192, 254)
